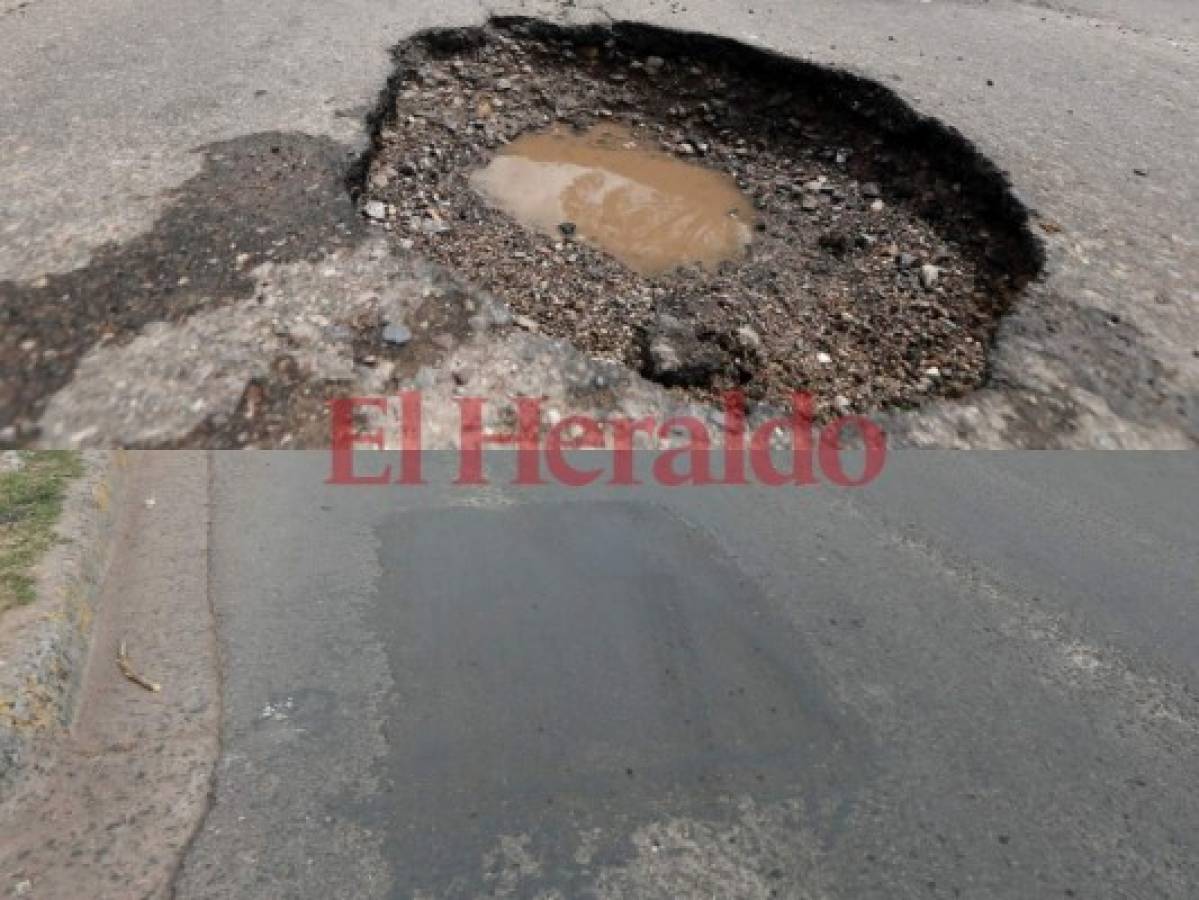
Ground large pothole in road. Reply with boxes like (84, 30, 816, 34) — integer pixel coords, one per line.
(358, 18, 1042, 418)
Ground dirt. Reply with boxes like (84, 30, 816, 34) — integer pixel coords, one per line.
(0, 452, 219, 899)
(359, 19, 1042, 419)
(164, 253, 490, 450)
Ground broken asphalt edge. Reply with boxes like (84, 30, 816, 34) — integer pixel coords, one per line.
(0, 450, 132, 790)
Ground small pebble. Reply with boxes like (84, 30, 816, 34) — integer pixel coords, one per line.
(382, 323, 412, 346)
(736, 325, 763, 351)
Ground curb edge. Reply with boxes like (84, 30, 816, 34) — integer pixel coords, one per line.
(0, 450, 133, 789)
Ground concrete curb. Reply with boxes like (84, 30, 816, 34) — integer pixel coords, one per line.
(0, 450, 132, 789)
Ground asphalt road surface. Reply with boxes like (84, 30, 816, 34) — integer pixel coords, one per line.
(2, 0, 1198, 896)
(172, 451, 1199, 898)
(3, 0, 1197, 447)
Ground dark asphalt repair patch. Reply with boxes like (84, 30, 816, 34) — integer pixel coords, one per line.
(0, 132, 365, 442)
(354, 500, 870, 897)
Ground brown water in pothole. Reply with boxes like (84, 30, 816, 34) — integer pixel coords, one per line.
(469, 123, 755, 276)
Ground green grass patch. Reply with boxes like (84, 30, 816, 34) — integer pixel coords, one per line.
(0, 451, 83, 615)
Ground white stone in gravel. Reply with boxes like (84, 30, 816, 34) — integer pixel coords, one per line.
(920, 264, 941, 289)
(736, 325, 763, 351)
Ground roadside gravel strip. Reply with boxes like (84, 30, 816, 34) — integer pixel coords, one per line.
(0, 452, 219, 898)
(0, 451, 129, 788)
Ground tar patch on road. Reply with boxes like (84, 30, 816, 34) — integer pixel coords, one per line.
(355, 500, 869, 897)
(0, 132, 364, 441)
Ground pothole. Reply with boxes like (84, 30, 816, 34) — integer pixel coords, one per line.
(357, 18, 1043, 419)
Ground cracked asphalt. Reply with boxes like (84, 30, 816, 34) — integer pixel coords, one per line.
(2, 6, 1198, 896)
(1, 0, 1196, 447)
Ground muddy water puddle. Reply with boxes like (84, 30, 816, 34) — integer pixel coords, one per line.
(470, 124, 755, 275)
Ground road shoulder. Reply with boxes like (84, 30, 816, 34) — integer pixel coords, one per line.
(0, 450, 128, 787)
(0, 451, 219, 900)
